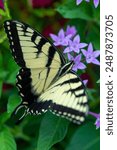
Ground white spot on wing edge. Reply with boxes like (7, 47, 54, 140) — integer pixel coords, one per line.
(6, 21, 10, 25)
(7, 26, 10, 30)
(35, 36, 41, 45)
(27, 27, 34, 33)
(16, 24, 22, 27)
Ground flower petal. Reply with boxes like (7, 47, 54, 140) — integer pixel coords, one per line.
(76, 0, 83, 5)
(93, 50, 100, 57)
(53, 41, 61, 46)
(87, 42, 93, 54)
(93, 0, 99, 8)
(67, 53, 74, 61)
(79, 43, 87, 49)
(66, 34, 72, 39)
(92, 58, 100, 65)
(73, 35, 80, 43)
(81, 49, 87, 57)
(72, 65, 78, 71)
(50, 33, 58, 42)
(83, 79, 88, 85)
(61, 39, 69, 46)
(73, 47, 80, 53)
(86, 58, 92, 63)
(74, 54, 82, 62)
(66, 25, 77, 37)
(95, 117, 100, 129)
(58, 29, 65, 38)
(64, 47, 72, 53)
(78, 62, 86, 69)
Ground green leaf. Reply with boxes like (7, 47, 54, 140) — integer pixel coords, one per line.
(6, 69, 18, 85)
(0, 112, 11, 125)
(0, 52, 3, 67)
(0, 9, 6, 16)
(87, 89, 96, 101)
(0, 126, 17, 150)
(86, 24, 100, 49)
(0, 68, 8, 80)
(5, 56, 19, 84)
(66, 123, 100, 150)
(32, 8, 56, 17)
(92, 5, 100, 25)
(4, 0, 11, 18)
(56, 0, 93, 21)
(7, 94, 21, 114)
(0, 25, 7, 44)
(37, 112, 69, 150)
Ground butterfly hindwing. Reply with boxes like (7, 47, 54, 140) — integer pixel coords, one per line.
(39, 71, 88, 124)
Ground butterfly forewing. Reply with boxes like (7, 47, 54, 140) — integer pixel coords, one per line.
(4, 20, 65, 68)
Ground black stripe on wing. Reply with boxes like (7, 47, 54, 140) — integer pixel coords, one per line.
(4, 21, 26, 67)
(16, 68, 52, 115)
(16, 68, 37, 105)
(51, 103, 87, 124)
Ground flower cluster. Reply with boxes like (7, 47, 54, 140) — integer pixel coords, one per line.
(76, 0, 99, 8)
(50, 25, 100, 72)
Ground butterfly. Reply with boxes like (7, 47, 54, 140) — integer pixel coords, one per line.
(4, 20, 88, 124)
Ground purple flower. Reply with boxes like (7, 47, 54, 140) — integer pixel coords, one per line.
(76, 0, 83, 5)
(93, 0, 99, 8)
(95, 116, 100, 129)
(68, 54, 86, 71)
(82, 43, 100, 65)
(83, 79, 88, 85)
(76, 0, 99, 8)
(76, 0, 90, 5)
(64, 35, 87, 53)
(0, 0, 4, 10)
(65, 25, 77, 37)
(89, 111, 100, 129)
(50, 29, 72, 46)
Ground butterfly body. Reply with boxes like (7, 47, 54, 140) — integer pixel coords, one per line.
(4, 20, 88, 124)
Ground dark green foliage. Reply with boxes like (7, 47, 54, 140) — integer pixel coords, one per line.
(0, 0, 100, 149)
(66, 123, 100, 150)
(37, 112, 69, 150)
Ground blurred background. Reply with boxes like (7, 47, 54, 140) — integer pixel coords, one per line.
(0, 0, 100, 150)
